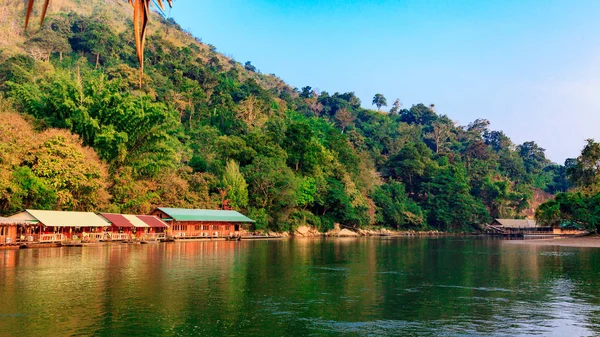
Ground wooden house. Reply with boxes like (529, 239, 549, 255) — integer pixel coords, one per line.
(150, 208, 254, 238)
(98, 213, 135, 241)
(0, 217, 20, 245)
(9, 210, 110, 243)
(99, 213, 169, 241)
(486, 219, 552, 236)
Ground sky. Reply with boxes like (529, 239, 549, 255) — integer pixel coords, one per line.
(168, 0, 600, 164)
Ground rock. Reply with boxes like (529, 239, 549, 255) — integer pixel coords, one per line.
(296, 226, 311, 236)
(295, 226, 322, 237)
(338, 228, 359, 237)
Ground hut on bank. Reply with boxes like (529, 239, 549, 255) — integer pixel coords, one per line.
(98, 213, 169, 240)
(150, 208, 254, 238)
(486, 219, 552, 236)
(9, 210, 110, 243)
(0, 217, 22, 244)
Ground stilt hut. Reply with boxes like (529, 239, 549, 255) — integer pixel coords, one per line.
(8, 210, 110, 243)
(99, 213, 169, 241)
(150, 208, 254, 238)
(136, 215, 169, 240)
(98, 213, 135, 241)
(122, 214, 150, 238)
(486, 219, 552, 236)
(0, 217, 20, 245)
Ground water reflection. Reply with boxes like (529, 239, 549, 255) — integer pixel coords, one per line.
(0, 238, 599, 336)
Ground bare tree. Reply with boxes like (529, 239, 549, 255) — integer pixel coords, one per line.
(335, 108, 355, 133)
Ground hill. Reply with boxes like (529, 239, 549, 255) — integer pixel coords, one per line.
(0, 0, 571, 232)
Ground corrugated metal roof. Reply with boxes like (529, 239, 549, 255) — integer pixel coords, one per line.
(157, 208, 255, 223)
(122, 214, 149, 228)
(26, 210, 110, 228)
(493, 219, 539, 228)
(137, 215, 169, 228)
(0, 217, 29, 225)
(99, 213, 134, 228)
(8, 212, 38, 222)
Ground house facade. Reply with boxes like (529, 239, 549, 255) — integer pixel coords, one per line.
(10, 210, 110, 242)
(486, 219, 552, 235)
(150, 208, 254, 238)
(0, 218, 19, 244)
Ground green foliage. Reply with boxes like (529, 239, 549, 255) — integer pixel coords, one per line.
(0, 8, 566, 233)
(222, 160, 249, 210)
(372, 181, 424, 229)
(536, 139, 600, 232)
(536, 192, 600, 232)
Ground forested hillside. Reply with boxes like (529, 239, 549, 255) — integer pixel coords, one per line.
(0, 0, 570, 232)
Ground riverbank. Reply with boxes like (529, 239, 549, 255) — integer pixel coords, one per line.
(292, 225, 447, 238)
(505, 235, 600, 248)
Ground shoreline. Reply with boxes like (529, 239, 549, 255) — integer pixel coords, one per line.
(504, 235, 600, 248)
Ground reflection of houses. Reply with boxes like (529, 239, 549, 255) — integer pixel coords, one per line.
(486, 219, 551, 236)
(150, 208, 254, 238)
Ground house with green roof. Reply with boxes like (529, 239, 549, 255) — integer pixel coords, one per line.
(150, 208, 254, 239)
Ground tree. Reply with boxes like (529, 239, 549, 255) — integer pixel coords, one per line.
(536, 192, 600, 233)
(244, 61, 257, 72)
(567, 139, 600, 189)
(389, 99, 402, 115)
(425, 120, 451, 154)
(384, 142, 433, 194)
(400, 103, 438, 125)
(24, 30, 71, 62)
(334, 108, 355, 133)
(372, 181, 424, 229)
(25, 0, 174, 86)
(517, 141, 549, 175)
(222, 160, 249, 210)
(372, 93, 387, 111)
(423, 164, 490, 231)
(70, 17, 119, 68)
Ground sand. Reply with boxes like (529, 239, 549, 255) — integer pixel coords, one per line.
(505, 236, 600, 248)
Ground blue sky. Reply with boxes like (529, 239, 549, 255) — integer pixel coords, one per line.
(168, 0, 600, 163)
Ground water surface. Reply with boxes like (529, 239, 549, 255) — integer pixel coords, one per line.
(1, 237, 600, 336)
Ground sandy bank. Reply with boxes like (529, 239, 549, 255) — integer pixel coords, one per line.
(505, 236, 600, 248)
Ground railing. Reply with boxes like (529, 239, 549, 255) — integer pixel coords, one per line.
(85, 233, 105, 241)
(172, 231, 223, 239)
(108, 233, 132, 241)
(18, 235, 40, 243)
(142, 233, 166, 240)
(39, 234, 66, 243)
(0, 236, 12, 244)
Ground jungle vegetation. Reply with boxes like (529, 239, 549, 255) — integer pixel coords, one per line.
(0, 0, 570, 232)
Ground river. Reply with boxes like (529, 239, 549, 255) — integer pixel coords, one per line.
(1, 237, 599, 336)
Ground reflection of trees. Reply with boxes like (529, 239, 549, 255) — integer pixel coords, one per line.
(1, 239, 600, 335)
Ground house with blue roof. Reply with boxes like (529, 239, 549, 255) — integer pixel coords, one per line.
(151, 207, 255, 239)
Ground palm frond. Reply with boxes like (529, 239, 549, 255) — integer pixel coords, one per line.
(24, 0, 174, 87)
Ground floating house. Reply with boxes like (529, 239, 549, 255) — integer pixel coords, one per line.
(486, 219, 552, 236)
(150, 208, 254, 238)
(98, 213, 169, 241)
(10, 209, 110, 243)
(0, 217, 21, 244)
